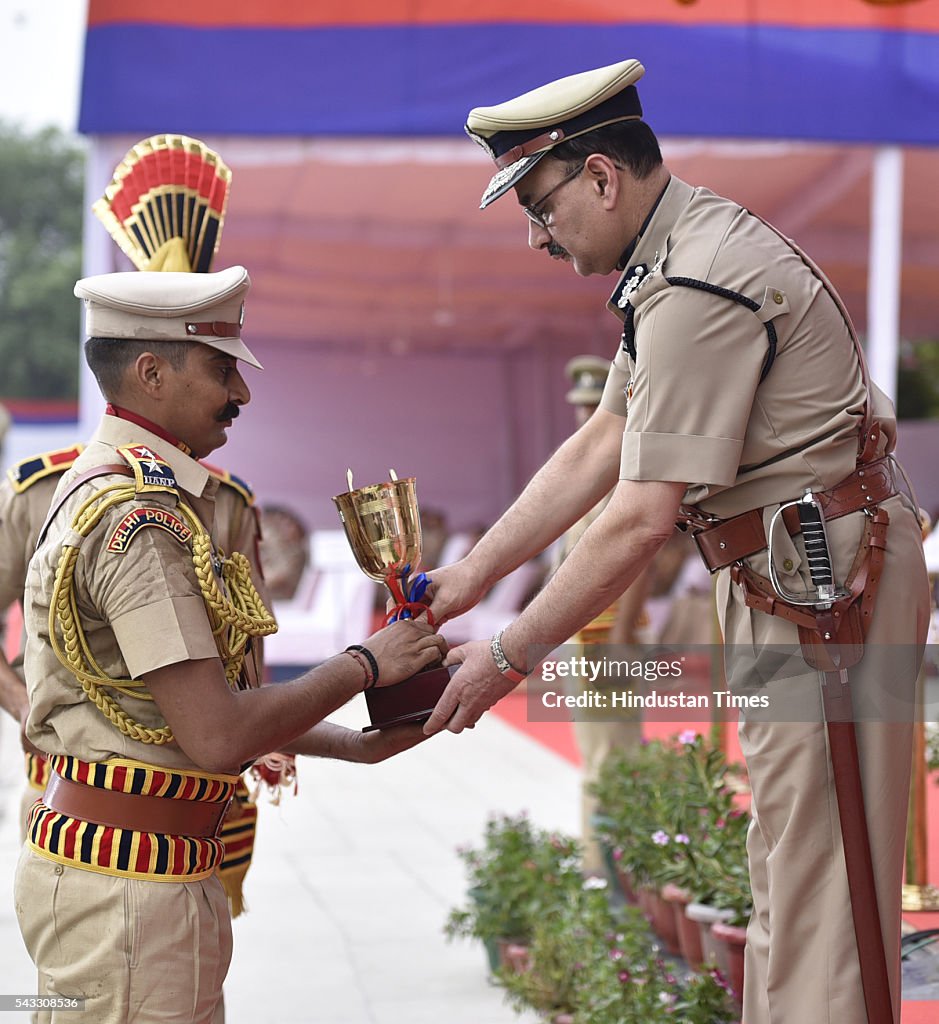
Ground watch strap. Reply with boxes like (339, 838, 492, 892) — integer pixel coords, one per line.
(490, 628, 526, 683)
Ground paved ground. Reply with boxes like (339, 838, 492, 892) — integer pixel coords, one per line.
(0, 696, 578, 1023)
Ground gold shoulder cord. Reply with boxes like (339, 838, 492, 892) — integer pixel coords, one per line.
(49, 483, 277, 745)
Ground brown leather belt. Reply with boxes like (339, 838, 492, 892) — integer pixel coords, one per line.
(688, 456, 897, 573)
(43, 772, 231, 839)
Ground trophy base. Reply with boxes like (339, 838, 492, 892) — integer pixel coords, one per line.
(362, 664, 455, 732)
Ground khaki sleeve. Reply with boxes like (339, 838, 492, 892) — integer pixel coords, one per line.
(0, 481, 30, 612)
(619, 285, 767, 486)
(79, 500, 219, 678)
(599, 344, 631, 417)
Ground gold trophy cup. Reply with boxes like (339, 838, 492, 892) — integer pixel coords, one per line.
(333, 470, 451, 730)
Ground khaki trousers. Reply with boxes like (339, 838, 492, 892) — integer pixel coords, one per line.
(15, 848, 232, 1024)
(718, 497, 929, 1024)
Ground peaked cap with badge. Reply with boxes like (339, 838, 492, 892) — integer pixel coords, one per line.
(74, 265, 262, 369)
(466, 58, 645, 208)
(564, 355, 611, 406)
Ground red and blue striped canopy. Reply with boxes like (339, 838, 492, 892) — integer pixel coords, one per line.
(80, 1, 939, 144)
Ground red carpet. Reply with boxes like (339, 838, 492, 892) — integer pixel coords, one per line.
(491, 689, 939, 1020)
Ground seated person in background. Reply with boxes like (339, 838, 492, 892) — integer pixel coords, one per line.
(258, 504, 310, 601)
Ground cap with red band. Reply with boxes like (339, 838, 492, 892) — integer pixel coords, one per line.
(74, 265, 262, 369)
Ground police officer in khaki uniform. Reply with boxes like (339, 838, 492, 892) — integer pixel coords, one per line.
(16, 266, 446, 1023)
(0, 448, 84, 829)
(555, 356, 643, 877)
(0, 448, 268, 914)
(424, 60, 929, 1023)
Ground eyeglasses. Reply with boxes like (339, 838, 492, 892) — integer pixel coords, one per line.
(523, 163, 585, 229)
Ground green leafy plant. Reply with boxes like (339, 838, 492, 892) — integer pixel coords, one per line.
(498, 881, 618, 1017)
(499, 879, 737, 1024)
(444, 813, 582, 946)
(927, 723, 939, 776)
(591, 730, 752, 923)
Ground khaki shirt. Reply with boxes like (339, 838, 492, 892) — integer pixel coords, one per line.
(0, 474, 60, 617)
(600, 176, 895, 520)
(0, 474, 65, 676)
(24, 416, 230, 771)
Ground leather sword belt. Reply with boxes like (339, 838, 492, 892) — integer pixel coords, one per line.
(43, 772, 231, 839)
(684, 456, 897, 574)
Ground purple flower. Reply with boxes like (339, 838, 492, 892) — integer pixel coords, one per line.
(678, 729, 698, 745)
(651, 830, 670, 846)
(618, 970, 631, 983)
(612, 846, 624, 862)
(674, 833, 691, 845)
(609, 948, 624, 961)
(709, 968, 730, 991)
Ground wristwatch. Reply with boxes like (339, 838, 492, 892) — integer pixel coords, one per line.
(490, 628, 527, 684)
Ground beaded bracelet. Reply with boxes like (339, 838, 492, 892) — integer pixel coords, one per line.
(345, 644, 379, 690)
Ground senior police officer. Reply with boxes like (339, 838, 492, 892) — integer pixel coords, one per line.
(424, 60, 929, 1023)
(16, 266, 446, 1023)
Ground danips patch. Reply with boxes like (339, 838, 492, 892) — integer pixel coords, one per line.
(107, 506, 193, 553)
(117, 444, 179, 494)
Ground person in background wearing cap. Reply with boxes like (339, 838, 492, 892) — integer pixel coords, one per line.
(553, 356, 645, 878)
(15, 266, 447, 1023)
(423, 60, 928, 1023)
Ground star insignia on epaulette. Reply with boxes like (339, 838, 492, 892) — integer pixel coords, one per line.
(616, 251, 665, 309)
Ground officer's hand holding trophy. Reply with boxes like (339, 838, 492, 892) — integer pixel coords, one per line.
(334, 470, 453, 731)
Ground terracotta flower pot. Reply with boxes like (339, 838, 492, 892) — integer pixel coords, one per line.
(661, 883, 704, 967)
(637, 884, 654, 918)
(614, 866, 639, 904)
(710, 921, 747, 1004)
(685, 902, 736, 967)
(644, 887, 681, 956)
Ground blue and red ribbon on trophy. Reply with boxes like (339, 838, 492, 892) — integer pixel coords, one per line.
(385, 566, 435, 625)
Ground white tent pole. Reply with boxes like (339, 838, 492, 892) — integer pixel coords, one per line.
(866, 146, 904, 404)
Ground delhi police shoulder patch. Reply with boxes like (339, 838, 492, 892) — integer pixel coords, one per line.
(106, 506, 194, 553)
(117, 444, 180, 495)
(8, 444, 85, 494)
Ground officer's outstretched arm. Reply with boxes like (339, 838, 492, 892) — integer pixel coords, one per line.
(425, 477, 687, 735)
(428, 406, 625, 625)
(284, 720, 428, 763)
(145, 619, 446, 773)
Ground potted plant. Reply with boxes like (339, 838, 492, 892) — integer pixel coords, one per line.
(589, 738, 686, 948)
(445, 813, 582, 973)
(655, 730, 751, 968)
(566, 898, 738, 1024)
(498, 879, 619, 1020)
(498, 877, 738, 1024)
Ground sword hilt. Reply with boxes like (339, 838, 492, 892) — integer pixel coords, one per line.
(798, 490, 836, 606)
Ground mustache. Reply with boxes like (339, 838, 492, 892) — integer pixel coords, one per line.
(216, 403, 241, 423)
(547, 240, 569, 259)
